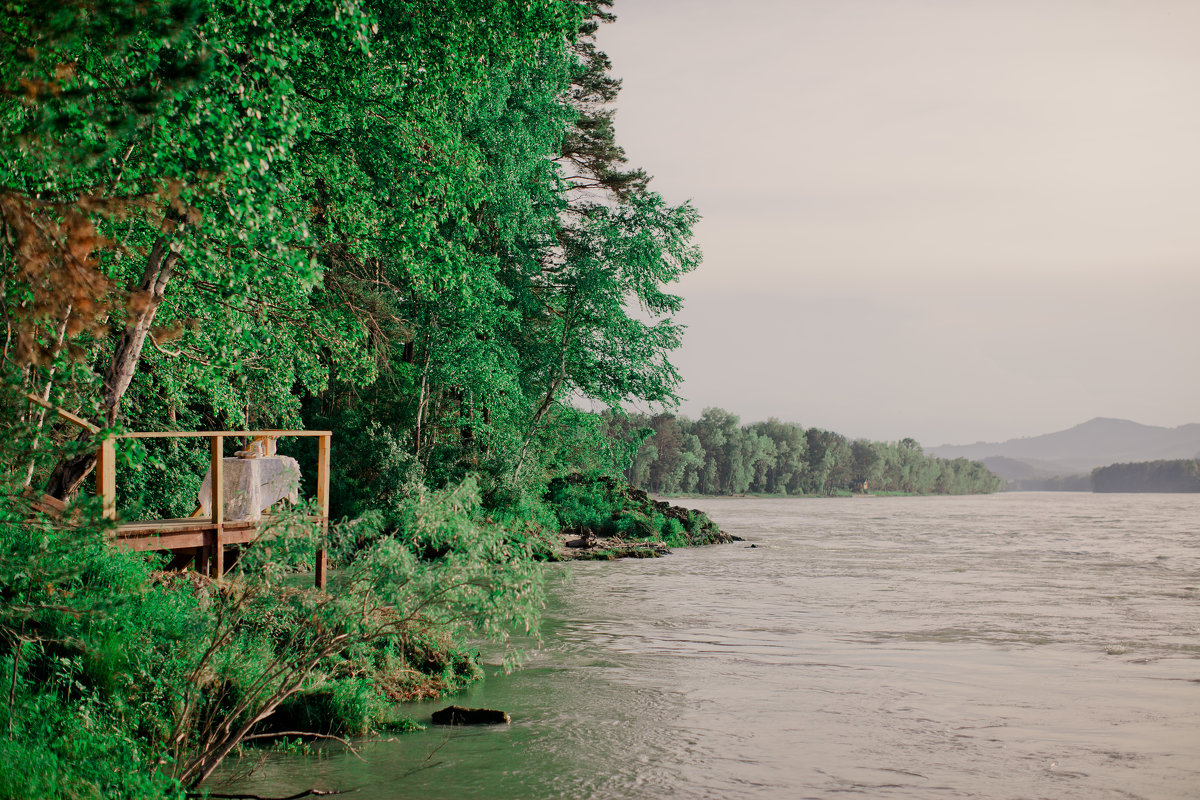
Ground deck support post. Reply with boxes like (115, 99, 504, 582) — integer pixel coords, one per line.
(96, 436, 116, 520)
(210, 435, 224, 579)
(165, 549, 199, 572)
(315, 433, 330, 589)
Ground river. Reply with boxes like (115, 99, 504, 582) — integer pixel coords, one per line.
(226, 492, 1200, 799)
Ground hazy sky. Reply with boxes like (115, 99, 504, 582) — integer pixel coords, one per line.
(598, 0, 1200, 446)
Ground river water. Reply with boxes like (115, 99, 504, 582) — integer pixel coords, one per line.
(229, 493, 1200, 799)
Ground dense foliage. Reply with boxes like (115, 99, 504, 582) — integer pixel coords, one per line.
(0, 477, 540, 798)
(1091, 459, 1200, 493)
(610, 409, 1005, 496)
(1, 0, 697, 796)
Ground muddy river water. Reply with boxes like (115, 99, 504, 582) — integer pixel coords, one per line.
(229, 492, 1200, 799)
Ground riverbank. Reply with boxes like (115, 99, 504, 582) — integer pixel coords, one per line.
(654, 489, 924, 499)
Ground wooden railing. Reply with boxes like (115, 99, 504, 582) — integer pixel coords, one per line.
(23, 396, 332, 588)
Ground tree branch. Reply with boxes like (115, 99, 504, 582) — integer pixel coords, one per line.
(186, 789, 350, 800)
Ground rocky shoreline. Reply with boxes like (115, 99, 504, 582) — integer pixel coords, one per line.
(549, 476, 739, 560)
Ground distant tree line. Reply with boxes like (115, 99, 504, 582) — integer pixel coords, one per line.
(606, 408, 1005, 496)
(1008, 474, 1091, 492)
(1091, 460, 1200, 493)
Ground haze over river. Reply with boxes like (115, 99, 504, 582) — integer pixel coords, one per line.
(232, 493, 1199, 799)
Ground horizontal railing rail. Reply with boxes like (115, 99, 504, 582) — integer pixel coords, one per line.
(117, 430, 332, 439)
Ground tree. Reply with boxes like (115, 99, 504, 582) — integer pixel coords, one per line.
(751, 418, 809, 494)
(506, 2, 698, 479)
(4, 0, 384, 497)
(850, 439, 883, 489)
(646, 413, 685, 491)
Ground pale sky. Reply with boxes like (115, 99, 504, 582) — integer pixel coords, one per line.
(599, 0, 1200, 446)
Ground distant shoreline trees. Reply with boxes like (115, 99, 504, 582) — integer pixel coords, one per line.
(1091, 460, 1200, 493)
(607, 409, 1005, 496)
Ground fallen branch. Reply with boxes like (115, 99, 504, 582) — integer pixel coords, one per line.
(187, 790, 349, 800)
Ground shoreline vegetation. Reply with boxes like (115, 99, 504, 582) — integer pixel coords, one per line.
(0, 2, 740, 797)
(656, 490, 939, 499)
(970, 460, 1200, 493)
(548, 474, 737, 560)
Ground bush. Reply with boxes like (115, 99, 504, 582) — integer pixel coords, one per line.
(0, 475, 546, 795)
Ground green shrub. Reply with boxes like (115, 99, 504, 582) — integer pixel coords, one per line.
(662, 517, 686, 548)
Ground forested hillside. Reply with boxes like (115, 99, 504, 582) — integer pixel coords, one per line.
(0, 1, 702, 796)
(1092, 460, 1200, 493)
(609, 409, 1005, 495)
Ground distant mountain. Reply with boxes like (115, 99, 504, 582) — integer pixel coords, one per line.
(929, 418, 1200, 478)
(979, 456, 1061, 481)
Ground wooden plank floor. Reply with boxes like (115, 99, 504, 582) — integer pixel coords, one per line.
(116, 519, 258, 552)
(114, 515, 325, 552)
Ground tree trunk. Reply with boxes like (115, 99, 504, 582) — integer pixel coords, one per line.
(23, 305, 73, 487)
(44, 236, 179, 499)
(513, 343, 569, 480)
(413, 346, 431, 458)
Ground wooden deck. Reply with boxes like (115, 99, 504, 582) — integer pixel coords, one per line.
(103, 431, 332, 587)
(25, 397, 332, 588)
(114, 514, 327, 580)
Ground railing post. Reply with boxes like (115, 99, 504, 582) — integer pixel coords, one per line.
(315, 433, 330, 589)
(210, 435, 224, 578)
(96, 436, 116, 520)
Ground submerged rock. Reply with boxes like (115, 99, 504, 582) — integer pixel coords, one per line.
(430, 705, 511, 726)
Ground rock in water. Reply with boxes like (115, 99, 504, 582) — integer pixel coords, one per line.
(430, 705, 511, 726)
